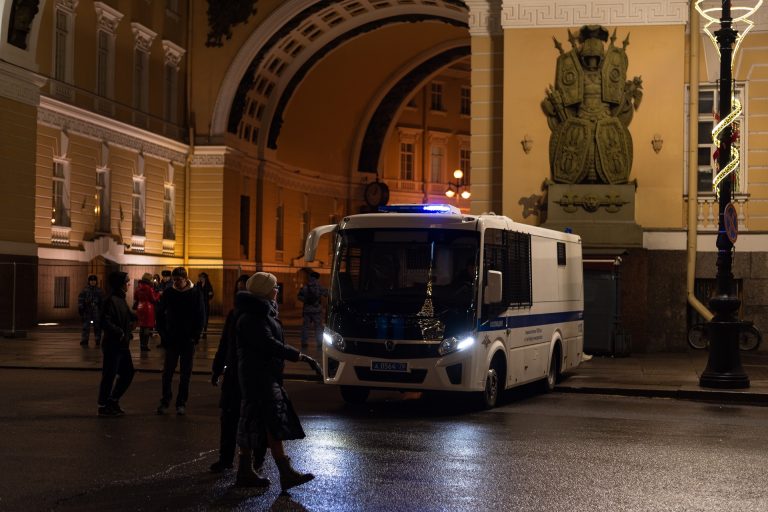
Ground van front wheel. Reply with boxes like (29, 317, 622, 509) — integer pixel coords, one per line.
(478, 367, 499, 409)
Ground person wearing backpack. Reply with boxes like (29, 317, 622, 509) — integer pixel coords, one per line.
(297, 271, 327, 349)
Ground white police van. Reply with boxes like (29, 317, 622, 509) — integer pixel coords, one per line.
(304, 204, 584, 408)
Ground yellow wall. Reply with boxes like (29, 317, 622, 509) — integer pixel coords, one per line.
(188, 167, 224, 258)
(277, 21, 468, 176)
(502, 25, 686, 229)
(0, 97, 37, 244)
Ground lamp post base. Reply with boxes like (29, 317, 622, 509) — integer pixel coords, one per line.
(699, 318, 749, 389)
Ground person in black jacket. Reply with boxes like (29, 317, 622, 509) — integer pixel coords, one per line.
(234, 272, 318, 491)
(209, 273, 252, 473)
(155, 266, 205, 416)
(97, 271, 137, 417)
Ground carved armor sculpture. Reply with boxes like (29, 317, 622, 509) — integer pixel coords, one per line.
(542, 25, 643, 184)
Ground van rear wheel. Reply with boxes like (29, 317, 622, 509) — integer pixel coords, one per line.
(340, 386, 369, 405)
(542, 351, 557, 393)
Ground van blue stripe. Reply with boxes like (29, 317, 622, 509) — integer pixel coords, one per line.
(479, 311, 583, 331)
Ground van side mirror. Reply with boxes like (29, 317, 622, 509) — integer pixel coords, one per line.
(484, 270, 503, 304)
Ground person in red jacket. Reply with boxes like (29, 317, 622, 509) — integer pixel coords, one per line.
(134, 272, 160, 352)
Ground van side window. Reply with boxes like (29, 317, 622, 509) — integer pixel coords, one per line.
(482, 229, 532, 321)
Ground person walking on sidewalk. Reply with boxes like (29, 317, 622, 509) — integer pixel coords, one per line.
(155, 267, 205, 416)
(234, 272, 318, 491)
(97, 271, 137, 417)
(155, 270, 173, 348)
(134, 273, 159, 352)
(297, 271, 327, 349)
(209, 273, 250, 473)
(78, 275, 104, 347)
(197, 272, 214, 339)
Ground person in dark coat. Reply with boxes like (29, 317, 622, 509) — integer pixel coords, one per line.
(155, 270, 173, 348)
(155, 266, 205, 416)
(234, 272, 318, 491)
(78, 275, 104, 347)
(97, 271, 137, 417)
(209, 273, 252, 473)
(297, 271, 327, 349)
(134, 272, 159, 352)
(197, 272, 214, 339)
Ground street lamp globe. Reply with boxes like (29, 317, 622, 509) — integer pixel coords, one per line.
(460, 190, 471, 199)
(453, 169, 463, 180)
(445, 188, 456, 198)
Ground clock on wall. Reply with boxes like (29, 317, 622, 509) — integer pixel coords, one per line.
(364, 180, 390, 207)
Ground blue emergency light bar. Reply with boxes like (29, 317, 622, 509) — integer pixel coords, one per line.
(378, 204, 462, 214)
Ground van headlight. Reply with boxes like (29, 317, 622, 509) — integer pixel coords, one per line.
(323, 327, 346, 352)
(438, 335, 475, 356)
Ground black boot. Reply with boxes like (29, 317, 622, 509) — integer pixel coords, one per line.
(275, 456, 314, 492)
(235, 453, 270, 488)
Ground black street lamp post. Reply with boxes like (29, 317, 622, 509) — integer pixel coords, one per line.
(700, 0, 749, 389)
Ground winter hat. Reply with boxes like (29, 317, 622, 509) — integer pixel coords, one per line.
(108, 271, 129, 291)
(141, 272, 153, 283)
(246, 272, 277, 298)
(171, 266, 187, 278)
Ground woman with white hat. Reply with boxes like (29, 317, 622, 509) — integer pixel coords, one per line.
(233, 272, 319, 492)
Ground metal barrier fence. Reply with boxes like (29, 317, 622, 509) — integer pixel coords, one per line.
(0, 262, 313, 332)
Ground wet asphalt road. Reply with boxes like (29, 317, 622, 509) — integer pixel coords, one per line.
(1, 369, 767, 512)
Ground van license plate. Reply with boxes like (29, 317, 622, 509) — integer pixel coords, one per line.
(371, 361, 408, 372)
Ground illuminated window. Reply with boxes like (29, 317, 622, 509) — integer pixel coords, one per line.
(132, 176, 145, 237)
(400, 143, 414, 181)
(52, 160, 70, 227)
(430, 144, 444, 183)
(95, 168, 110, 233)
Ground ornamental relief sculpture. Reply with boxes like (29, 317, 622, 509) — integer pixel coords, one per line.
(541, 25, 643, 185)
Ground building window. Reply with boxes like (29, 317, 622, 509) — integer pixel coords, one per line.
(133, 48, 148, 112)
(240, 196, 250, 258)
(95, 167, 110, 233)
(53, 277, 70, 309)
(301, 209, 311, 250)
(460, 86, 471, 116)
(460, 148, 471, 183)
(96, 31, 109, 96)
(131, 23, 157, 115)
(166, 0, 179, 14)
(132, 177, 145, 237)
(52, 160, 71, 227)
(162, 40, 185, 124)
(54, 10, 69, 82)
(163, 184, 175, 240)
(275, 204, 284, 252)
(694, 85, 745, 194)
(430, 144, 444, 183)
(430, 82, 444, 111)
(400, 142, 414, 181)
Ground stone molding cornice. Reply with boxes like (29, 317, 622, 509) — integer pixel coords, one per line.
(190, 146, 237, 167)
(38, 96, 188, 163)
(131, 22, 157, 53)
(162, 40, 186, 70)
(0, 61, 47, 105)
(93, 2, 123, 34)
(500, 0, 688, 28)
(56, 0, 80, 14)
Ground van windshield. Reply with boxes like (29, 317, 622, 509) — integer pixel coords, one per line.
(329, 228, 479, 341)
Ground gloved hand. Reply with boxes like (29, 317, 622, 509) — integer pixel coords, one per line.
(211, 373, 220, 387)
(300, 354, 323, 378)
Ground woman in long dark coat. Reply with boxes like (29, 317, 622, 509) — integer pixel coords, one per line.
(234, 272, 317, 491)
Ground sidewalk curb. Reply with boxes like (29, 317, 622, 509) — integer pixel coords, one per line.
(0, 364, 323, 382)
(556, 385, 768, 406)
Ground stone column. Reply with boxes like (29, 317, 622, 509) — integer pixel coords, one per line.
(466, 1, 504, 215)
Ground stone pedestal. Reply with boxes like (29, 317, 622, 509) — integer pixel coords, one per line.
(542, 183, 642, 251)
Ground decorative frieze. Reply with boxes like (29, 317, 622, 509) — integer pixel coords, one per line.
(500, 0, 688, 28)
(465, 0, 502, 36)
(38, 97, 188, 163)
(56, 0, 79, 14)
(0, 61, 46, 105)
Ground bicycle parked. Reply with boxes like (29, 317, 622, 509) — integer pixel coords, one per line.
(687, 320, 762, 351)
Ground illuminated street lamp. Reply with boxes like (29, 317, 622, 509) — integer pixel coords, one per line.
(694, 0, 763, 388)
(445, 169, 470, 200)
